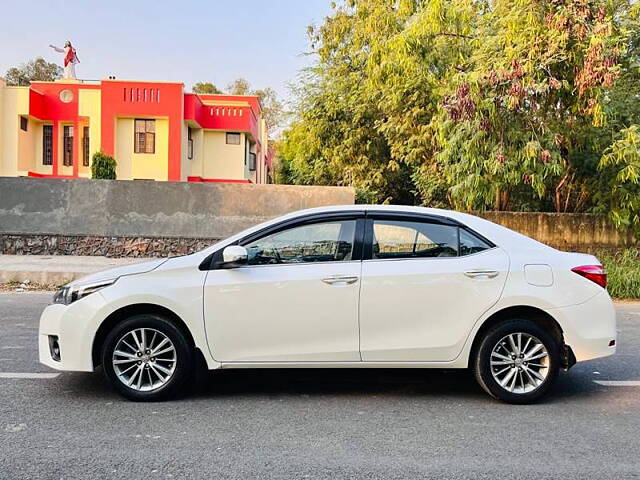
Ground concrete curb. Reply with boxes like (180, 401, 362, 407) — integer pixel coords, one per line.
(0, 255, 147, 286)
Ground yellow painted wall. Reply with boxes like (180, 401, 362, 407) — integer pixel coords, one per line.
(30, 122, 51, 176)
(78, 89, 101, 176)
(115, 117, 169, 181)
(0, 86, 29, 177)
(201, 131, 246, 180)
(17, 118, 36, 172)
(0, 81, 4, 175)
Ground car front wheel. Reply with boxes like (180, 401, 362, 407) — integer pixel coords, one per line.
(473, 319, 560, 404)
(102, 314, 193, 401)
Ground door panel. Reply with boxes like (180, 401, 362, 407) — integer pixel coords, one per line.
(203, 216, 364, 363)
(359, 248, 509, 361)
(204, 262, 362, 362)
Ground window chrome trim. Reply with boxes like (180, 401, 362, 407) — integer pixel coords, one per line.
(214, 259, 362, 271)
(362, 246, 498, 264)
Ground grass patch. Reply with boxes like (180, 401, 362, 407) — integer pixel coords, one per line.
(593, 248, 640, 300)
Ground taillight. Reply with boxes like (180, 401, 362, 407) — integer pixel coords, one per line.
(571, 265, 607, 289)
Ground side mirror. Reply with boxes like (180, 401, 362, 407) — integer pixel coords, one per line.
(221, 245, 248, 268)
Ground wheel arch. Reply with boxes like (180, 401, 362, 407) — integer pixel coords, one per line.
(91, 303, 197, 368)
(469, 305, 566, 367)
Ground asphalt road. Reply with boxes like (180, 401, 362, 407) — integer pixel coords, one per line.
(0, 292, 639, 480)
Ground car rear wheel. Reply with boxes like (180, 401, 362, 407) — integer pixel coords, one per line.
(102, 314, 193, 401)
(473, 319, 560, 404)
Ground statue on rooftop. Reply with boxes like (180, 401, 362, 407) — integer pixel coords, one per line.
(49, 41, 80, 79)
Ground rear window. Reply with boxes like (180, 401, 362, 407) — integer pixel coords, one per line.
(459, 229, 493, 256)
(369, 219, 493, 259)
(372, 220, 459, 259)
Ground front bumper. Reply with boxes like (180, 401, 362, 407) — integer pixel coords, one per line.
(549, 290, 618, 363)
(38, 293, 108, 372)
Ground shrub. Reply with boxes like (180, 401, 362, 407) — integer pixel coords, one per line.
(91, 151, 117, 180)
(594, 248, 640, 300)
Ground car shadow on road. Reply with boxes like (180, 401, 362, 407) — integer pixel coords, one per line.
(54, 366, 612, 404)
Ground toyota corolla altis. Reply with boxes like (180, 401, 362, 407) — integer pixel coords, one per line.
(39, 206, 617, 403)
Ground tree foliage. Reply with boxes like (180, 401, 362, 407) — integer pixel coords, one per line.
(4, 57, 62, 85)
(192, 82, 223, 94)
(228, 78, 284, 136)
(279, 0, 640, 232)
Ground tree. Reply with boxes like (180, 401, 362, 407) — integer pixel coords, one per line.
(91, 151, 117, 180)
(192, 82, 222, 94)
(427, 0, 637, 212)
(226, 78, 284, 136)
(226, 78, 251, 96)
(280, 0, 640, 220)
(278, 0, 470, 203)
(4, 57, 63, 86)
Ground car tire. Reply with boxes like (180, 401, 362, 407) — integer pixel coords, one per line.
(473, 319, 560, 404)
(102, 314, 194, 402)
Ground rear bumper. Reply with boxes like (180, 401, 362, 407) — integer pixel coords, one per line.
(549, 291, 617, 362)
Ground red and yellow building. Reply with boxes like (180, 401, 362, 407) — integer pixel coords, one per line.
(0, 78, 272, 183)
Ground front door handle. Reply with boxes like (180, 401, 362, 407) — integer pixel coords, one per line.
(464, 269, 499, 279)
(322, 275, 359, 285)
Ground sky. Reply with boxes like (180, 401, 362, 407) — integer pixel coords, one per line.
(0, 0, 333, 102)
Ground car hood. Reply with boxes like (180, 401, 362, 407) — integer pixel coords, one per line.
(67, 258, 169, 287)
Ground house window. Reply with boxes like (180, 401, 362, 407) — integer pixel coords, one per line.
(134, 119, 155, 154)
(226, 132, 241, 145)
(63, 126, 74, 167)
(83, 126, 90, 167)
(249, 152, 256, 171)
(20, 117, 28, 131)
(43, 125, 53, 165)
(187, 127, 193, 160)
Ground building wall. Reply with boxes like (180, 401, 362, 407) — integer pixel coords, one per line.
(17, 117, 35, 172)
(1, 81, 270, 183)
(0, 80, 4, 175)
(0, 86, 29, 177)
(30, 122, 48, 176)
(78, 89, 102, 176)
(201, 131, 246, 180)
(115, 117, 169, 181)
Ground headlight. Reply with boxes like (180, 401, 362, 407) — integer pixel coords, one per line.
(53, 278, 117, 305)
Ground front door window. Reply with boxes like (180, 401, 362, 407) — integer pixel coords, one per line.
(243, 220, 357, 265)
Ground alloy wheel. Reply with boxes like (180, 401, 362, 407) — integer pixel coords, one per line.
(112, 328, 177, 392)
(490, 332, 549, 394)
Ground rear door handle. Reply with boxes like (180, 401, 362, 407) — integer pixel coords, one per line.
(464, 269, 499, 279)
(322, 275, 359, 285)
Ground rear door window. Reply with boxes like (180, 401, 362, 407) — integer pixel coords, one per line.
(371, 220, 459, 259)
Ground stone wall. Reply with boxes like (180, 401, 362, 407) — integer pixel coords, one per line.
(0, 234, 218, 257)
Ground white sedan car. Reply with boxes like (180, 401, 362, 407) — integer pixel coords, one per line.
(39, 205, 616, 403)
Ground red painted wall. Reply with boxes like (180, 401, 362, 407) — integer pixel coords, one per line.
(29, 82, 100, 176)
(100, 81, 184, 181)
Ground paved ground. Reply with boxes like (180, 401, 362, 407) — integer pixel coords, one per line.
(0, 292, 638, 479)
(0, 255, 146, 286)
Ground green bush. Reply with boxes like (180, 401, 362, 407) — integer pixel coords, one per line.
(594, 248, 640, 300)
(91, 151, 117, 180)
